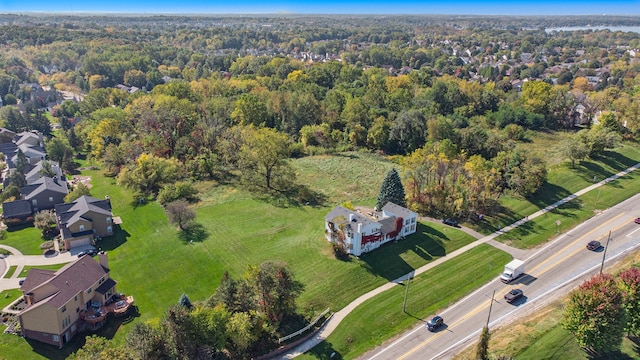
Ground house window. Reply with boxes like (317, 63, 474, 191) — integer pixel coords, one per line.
(49, 196, 54, 202)
(106, 217, 112, 224)
(74, 295, 77, 301)
(107, 226, 112, 233)
(79, 225, 84, 231)
(71, 324, 76, 332)
(87, 288, 91, 294)
(53, 335, 59, 342)
(76, 307, 80, 313)
(32, 199, 37, 206)
(412, 218, 416, 223)
(61, 305, 66, 313)
(405, 219, 410, 225)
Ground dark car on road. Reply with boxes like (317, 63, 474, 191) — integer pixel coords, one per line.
(442, 218, 459, 227)
(426, 315, 444, 332)
(586, 240, 601, 251)
(635, 217, 640, 224)
(504, 289, 524, 303)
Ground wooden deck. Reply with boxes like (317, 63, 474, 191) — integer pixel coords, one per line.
(80, 295, 135, 324)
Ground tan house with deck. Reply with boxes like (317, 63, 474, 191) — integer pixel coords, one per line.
(18, 252, 133, 347)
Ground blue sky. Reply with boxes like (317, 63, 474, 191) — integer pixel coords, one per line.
(1, 0, 639, 15)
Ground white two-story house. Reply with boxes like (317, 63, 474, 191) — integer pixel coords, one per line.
(325, 202, 417, 256)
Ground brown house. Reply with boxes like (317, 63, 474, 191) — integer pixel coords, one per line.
(20, 176, 69, 213)
(18, 253, 132, 347)
(54, 195, 114, 251)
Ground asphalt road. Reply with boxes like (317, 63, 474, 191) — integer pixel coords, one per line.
(359, 192, 640, 360)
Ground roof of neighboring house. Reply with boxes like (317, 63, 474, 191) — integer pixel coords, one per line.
(24, 160, 62, 184)
(325, 206, 376, 229)
(20, 256, 110, 309)
(382, 202, 416, 219)
(55, 195, 112, 226)
(14, 131, 41, 147)
(11, 144, 45, 163)
(20, 176, 69, 199)
(55, 196, 112, 239)
(2, 200, 32, 218)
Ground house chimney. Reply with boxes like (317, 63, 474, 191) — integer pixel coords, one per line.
(24, 293, 34, 306)
(98, 251, 109, 270)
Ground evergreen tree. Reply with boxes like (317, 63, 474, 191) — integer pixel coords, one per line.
(375, 168, 406, 210)
(476, 326, 490, 360)
(178, 293, 193, 309)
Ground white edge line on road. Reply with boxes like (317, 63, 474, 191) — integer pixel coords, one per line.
(367, 200, 631, 360)
(626, 226, 640, 237)
(429, 241, 640, 360)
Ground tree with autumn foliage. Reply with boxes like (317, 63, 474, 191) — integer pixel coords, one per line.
(562, 274, 627, 353)
(618, 267, 640, 336)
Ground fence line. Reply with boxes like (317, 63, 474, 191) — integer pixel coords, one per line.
(278, 307, 330, 344)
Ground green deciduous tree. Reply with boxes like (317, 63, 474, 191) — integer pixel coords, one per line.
(116, 153, 182, 195)
(65, 182, 91, 203)
(562, 274, 627, 353)
(376, 168, 406, 210)
(45, 137, 73, 172)
(238, 126, 294, 190)
(561, 136, 590, 168)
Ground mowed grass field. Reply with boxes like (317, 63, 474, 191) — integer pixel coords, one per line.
(0, 151, 478, 358)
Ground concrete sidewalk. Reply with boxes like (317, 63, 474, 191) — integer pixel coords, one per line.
(280, 162, 640, 359)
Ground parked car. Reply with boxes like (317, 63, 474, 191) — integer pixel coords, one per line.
(586, 240, 601, 251)
(77, 250, 88, 257)
(634, 217, 640, 224)
(442, 218, 459, 227)
(426, 315, 444, 332)
(86, 249, 98, 257)
(504, 289, 524, 303)
(18, 278, 25, 286)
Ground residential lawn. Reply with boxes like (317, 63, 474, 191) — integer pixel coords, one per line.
(0, 226, 45, 255)
(498, 167, 640, 249)
(2, 266, 17, 278)
(0, 158, 478, 357)
(19, 264, 65, 277)
(472, 143, 640, 235)
(298, 244, 512, 359)
(0, 289, 21, 310)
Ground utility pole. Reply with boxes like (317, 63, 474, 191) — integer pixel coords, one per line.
(403, 273, 412, 313)
(600, 230, 612, 275)
(486, 290, 496, 328)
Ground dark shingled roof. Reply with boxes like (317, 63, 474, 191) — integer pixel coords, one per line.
(20, 176, 68, 199)
(95, 278, 117, 294)
(20, 256, 110, 309)
(55, 195, 112, 227)
(2, 200, 32, 218)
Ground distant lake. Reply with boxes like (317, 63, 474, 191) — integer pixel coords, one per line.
(545, 26, 640, 34)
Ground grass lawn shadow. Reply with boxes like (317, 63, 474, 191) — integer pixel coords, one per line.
(23, 307, 141, 360)
(178, 223, 209, 243)
(358, 223, 453, 281)
(304, 340, 343, 359)
(98, 225, 130, 251)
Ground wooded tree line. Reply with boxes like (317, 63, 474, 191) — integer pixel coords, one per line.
(68, 261, 303, 360)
